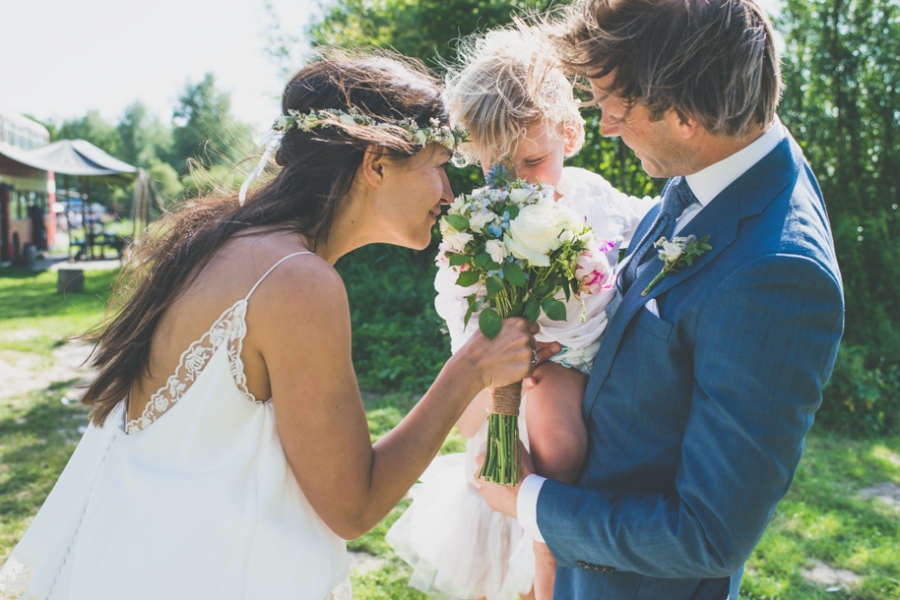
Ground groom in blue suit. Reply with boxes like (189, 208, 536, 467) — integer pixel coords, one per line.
(479, 0, 845, 598)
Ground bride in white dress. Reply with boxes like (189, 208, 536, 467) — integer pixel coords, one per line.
(0, 52, 540, 600)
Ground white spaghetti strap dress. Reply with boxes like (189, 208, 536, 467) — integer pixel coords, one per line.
(0, 252, 352, 600)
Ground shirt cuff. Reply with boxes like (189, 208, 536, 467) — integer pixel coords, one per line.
(517, 474, 547, 543)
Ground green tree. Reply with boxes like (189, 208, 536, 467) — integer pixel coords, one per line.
(170, 73, 252, 172)
(776, 0, 900, 434)
(117, 102, 173, 169)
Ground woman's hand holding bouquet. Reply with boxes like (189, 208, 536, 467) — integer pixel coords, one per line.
(438, 166, 614, 485)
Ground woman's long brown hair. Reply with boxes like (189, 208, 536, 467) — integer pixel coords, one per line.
(83, 51, 447, 426)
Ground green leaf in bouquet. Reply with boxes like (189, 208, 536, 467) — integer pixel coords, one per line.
(486, 275, 504, 297)
(533, 281, 552, 297)
(524, 298, 541, 322)
(503, 262, 527, 287)
(570, 278, 580, 297)
(445, 215, 470, 231)
(561, 279, 572, 301)
(479, 307, 502, 339)
(542, 297, 567, 321)
(474, 252, 492, 267)
(463, 295, 476, 327)
(505, 204, 520, 221)
(456, 270, 481, 288)
(449, 253, 469, 267)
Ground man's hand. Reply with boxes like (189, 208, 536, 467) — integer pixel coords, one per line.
(476, 442, 535, 519)
(523, 342, 562, 390)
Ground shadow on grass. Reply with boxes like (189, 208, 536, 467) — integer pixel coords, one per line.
(0, 267, 119, 322)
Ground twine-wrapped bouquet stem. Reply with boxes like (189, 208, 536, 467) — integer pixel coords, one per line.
(479, 382, 523, 485)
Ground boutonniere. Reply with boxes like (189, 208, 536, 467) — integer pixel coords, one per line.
(641, 235, 712, 296)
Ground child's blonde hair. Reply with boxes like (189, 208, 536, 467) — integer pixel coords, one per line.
(445, 25, 585, 167)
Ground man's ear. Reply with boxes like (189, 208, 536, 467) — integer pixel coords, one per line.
(674, 112, 702, 140)
(359, 146, 388, 188)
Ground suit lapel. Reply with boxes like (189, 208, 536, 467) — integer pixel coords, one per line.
(583, 134, 802, 419)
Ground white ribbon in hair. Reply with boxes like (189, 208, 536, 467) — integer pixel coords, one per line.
(238, 129, 284, 206)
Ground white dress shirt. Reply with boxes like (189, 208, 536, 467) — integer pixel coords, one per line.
(517, 121, 786, 544)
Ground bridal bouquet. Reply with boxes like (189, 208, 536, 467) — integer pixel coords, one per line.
(438, 166, 614, 485)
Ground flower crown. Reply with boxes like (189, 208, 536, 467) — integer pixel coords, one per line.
(239, 108, 468, 206)
(273, 107, 469, 153)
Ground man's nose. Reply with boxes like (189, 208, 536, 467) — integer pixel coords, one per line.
(599, 114, 620, 138)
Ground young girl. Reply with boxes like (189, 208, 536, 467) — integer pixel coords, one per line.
(386, 27, 656, 600)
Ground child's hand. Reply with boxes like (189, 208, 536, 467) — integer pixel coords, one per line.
(522, 342, 562, 389)
(475, 442, 535, 518)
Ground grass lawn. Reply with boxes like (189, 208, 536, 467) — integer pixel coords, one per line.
(1, 267, 898, 599)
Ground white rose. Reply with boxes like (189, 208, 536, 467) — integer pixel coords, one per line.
(508, 188, 532, 205)
(485, 239, 508, 264)
(444, 230, 473, 253)
(415, 130, 429, 146)
(468, 210, 498, 233)
(660, 241, 683, 262)
(448, 194, 468, 216)
(505, 204, 562, 267)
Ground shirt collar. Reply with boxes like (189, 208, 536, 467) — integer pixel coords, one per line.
(685, 118, 785, 206)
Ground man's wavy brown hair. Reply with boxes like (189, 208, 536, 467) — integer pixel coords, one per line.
(558, 0, 782, 137)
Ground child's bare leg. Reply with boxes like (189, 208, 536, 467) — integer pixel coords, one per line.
(525, 361, 589, 600)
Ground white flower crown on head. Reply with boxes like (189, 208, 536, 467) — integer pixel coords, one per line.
(239, 107, 469, 206)
(273, 107, 469, 152)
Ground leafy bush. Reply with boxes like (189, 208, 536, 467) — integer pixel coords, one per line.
(336, 244, 450, 393)
(818, 345, 900, 436)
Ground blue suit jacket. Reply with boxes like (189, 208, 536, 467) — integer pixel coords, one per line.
(538, 131, 844, 599)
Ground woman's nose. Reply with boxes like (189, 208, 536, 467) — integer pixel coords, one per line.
(440, 171, 454, 204)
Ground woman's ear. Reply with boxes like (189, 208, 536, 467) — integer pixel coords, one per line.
(563, 122, 585, 157)
(359, 146, 388, 188)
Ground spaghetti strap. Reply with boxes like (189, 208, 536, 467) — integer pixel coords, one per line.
(244, 251, 315, 301)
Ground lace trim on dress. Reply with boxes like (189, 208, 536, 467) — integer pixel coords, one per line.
(125, 299, 255, 434)
(0, 556, 30, 598)
(124, 251, 314, 435)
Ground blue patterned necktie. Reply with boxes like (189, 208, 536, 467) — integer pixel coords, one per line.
(621, 178, 697, 293)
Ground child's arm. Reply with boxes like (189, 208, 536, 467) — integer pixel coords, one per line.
(525, 361, 589, 484)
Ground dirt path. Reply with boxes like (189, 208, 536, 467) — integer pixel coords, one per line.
(0, 338, 95, 401)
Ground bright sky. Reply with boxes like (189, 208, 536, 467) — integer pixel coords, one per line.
(1, 0, 782, 135)
(0, 0, 316, 131)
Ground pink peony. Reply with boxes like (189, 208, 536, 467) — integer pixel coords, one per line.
(575, 248, 614, 295)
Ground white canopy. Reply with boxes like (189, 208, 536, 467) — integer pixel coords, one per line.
(0, 139, 136, 177)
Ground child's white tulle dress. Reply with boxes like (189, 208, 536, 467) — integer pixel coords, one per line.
(386, 168, 655, 599)
(0, 252, 352, 600)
